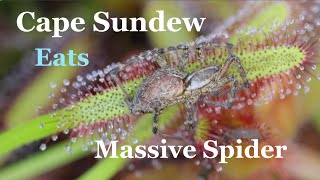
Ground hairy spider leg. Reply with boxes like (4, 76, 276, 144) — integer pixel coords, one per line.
(184, 101, 198, 129)
(199, 53, 249, 109)
(159, 44, 190, 72)
(200, 75, 238, 109)
(196, 42, 234, 67)
(176, 44, 190, 72)
(152, 108, 160, 135)
(158, 46, 177, 66)
(108, 56, 142, 107)
(113, 48, 168, 73)
(143, 49, 169, 68)
(109, 69, 133, 106)
(152, 107, 188, 140)
(217, 54, 249, 87)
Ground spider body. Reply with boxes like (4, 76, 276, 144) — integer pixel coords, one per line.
(130, 68, 185, 114)
(111, 42, 249, 136)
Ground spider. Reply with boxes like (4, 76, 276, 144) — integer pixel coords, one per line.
(110, 42, 249, 137)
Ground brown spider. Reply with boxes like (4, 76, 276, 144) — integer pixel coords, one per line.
(110, 42, 249, 137)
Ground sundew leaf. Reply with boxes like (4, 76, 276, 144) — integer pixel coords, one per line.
(0, 40, 308, 156)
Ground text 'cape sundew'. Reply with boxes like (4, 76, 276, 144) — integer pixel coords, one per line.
(16, 11, 206, 38)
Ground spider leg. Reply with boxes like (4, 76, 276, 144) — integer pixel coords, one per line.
(184, 101, 198, 129)
(109, 69, 133, 107)
(152, 111, 160, 135)
(196, 42, 249, 87)
(111, 48, 167, 74)
(202, 76, 240, 109)
(142, 49, 168, 68)
(152, 109, 189, 140)
(111, 54, 142, 73)
(198, 41, 234, 53)
(159, 45, 190, 71)
(109, 52, 147, 105)
(159, 46, 177, 65)
(196, 42, 234, 67)
(217, 54, 249, 88)
(203, 98, 234, 109)
(176, 44, 190, 72)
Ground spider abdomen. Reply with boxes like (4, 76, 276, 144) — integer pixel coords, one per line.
(131, 68, 185, 113)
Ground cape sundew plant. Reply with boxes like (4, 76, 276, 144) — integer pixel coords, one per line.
(0, 1, 320, 180)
